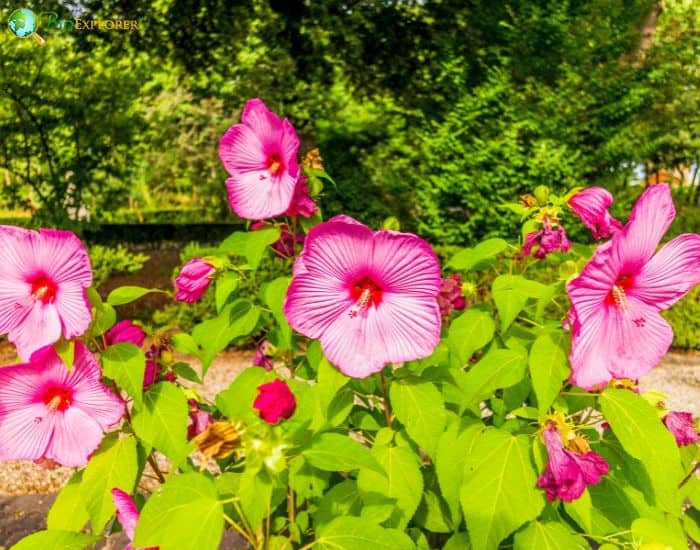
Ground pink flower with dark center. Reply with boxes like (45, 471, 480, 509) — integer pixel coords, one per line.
(663, 411, 699, 447)
(219, 98, 300, 220)
(568, 187, 622, 240)
(0, 343, 124, 467)
(187, 400, 213, 440)
(253, 379, 296, 424)
(567, 185, 700, 390)
(105, 320, 145, 348)
(522, 223, 572, 259)
(285, 176, 318, 219)
(537, 425, 609, 502)
(253, 340, 275, 371)
(0, 226, 92, 360)
(284, 215, 442, 378)
(174, 258, 215, 303)
(437, 274, 466, 317)
(111, 488, 158, 550)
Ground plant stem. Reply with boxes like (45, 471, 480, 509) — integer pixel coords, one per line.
(288, 487, 296, 525)
(380, 371, 392, 428)
(223, 513, 257, 548)
(679, 462, 699, 488)
(147, 454, 166, 484)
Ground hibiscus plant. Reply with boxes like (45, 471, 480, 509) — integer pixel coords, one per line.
(2, 99, 700, 550)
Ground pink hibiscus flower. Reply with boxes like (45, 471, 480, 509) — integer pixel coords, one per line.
(111, 488, 158, 550)
(663, 411, 699, 447)
(567, 184, 700, 389)
(284, 215, 442, 378)
(568, 186, 622, 240)
(537, 424, 609, 502)
(219, 98, 300, 220)
(0, 343, 124, 467)
(522, 222, 572, 259)
(253, 379, 296, 424)
(0, 226, 92, 360)
(174, 258, 215, 303)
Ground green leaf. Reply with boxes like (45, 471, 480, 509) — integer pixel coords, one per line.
(47, 471, 88, 532)
(172, 362, 201, 383)
(457, 348, 528, 408)
(131, 382, 191, 466)
(514, 520, 585, 549)
(460, 428, 545, 550)
(631, 517, 687, 549)
(414, 489, 453, 533)
(449, 238, 508, 271)
(357, 444, 423, 529)
(599, 388, 683, 512)
(215, 272, 239, 312)
(313, 479, 363, 526)
(262, 277, 293, 350)
(436, 420, 483, 524)
(238, 467, 273, 531)
(216, 367, 275, 425)
(192, 299, 261, 371)
(80, 434, 138, 533)
(302, 433, 384, 476)
(314, 516, 415, 550)
(91, 302, 116, 336)
(53, 339, 75, 372)
(492, 275, 548, 333)
(219, 227, 281, 270)
(11, 530, 99, 550)
(528, 331, 570, 413)
(101, 343, 146, 406)
(289, 456, 330, 500)
(171, 333, 201, 359)
(133, 473, 223, 550)
(443, 532, 470, 550)
(107, 285, 162, 306)
(448, 309, 495, 368)
(390, 378, 446, 457)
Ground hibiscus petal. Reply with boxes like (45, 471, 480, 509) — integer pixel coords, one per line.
(36, 230, 92, 287)
(241, 98, 284, 149)
(632, 233, 700, 310)
(280, 118, 300, 177)
(111, 489, 139, 541)
(0, 402, 55, 462)
(370, 231, 442, 296)
(284, 274, 352, 340)
(45, 407, 105, 467)
(9, 302, 62, 361)
(613, 184, 675, 274)
(54, 281, 91, 340)
(219, 123, 268, 175)
(225, 172, 297, 220)
(567, 239, 619, 325)
(0, 279, 32, 334)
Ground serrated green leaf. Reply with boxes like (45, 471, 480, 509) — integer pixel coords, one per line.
(313, 479, 363, 527)
(47, 471, 88, 532)
(528, 331, 570, 413)
(357, 444, 423, 529)
(131, 383, 191, 467)
(133, 473, 223, 550)
(303, 433, 384, 476)
(11, 530, 99, 550)
(457, 348, 528, 408)
(599, 388, 683, 513)
(219, 227, 281, 270)
(492, 275, 548, 333)
(448, 309, 495, 368)
(107, 285, 162, 306)
(80, 434, 138, 533)
(314, 516, 415, 550)
(514, 520, 585, 549)
(390, 378, 446, 457)
(101, 342, 146, 406)
(460, 428, 545, 550)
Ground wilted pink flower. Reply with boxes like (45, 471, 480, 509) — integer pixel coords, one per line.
(143, 343, 167, 390)
(111, 488, 158, 550)
(0, 343, 124, 467)
(0, 227, 92, 360)
(437, 274, 466, 317)
(253, 340, 275, 371)
(663, 411, 699, 447)
(567, 185, 700, 389)
(252, 221, 303, 258)
(284, 215, 442, 378)
(522, 223, 572, 259)
(105, 320, 145, 348)
(253, 379, 296, 424)
(219, 98, 300, 220)
(285, 176, 318, 218)
(187, 400, 213, 440)
(568, 187, 622, 240)
(174, 258, 215, 303)
(537, 425, 609, 502)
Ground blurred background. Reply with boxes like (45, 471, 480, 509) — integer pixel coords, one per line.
(0, 0, 698, 347)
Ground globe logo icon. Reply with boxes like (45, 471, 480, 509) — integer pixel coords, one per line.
(8, 8, 45, 44)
